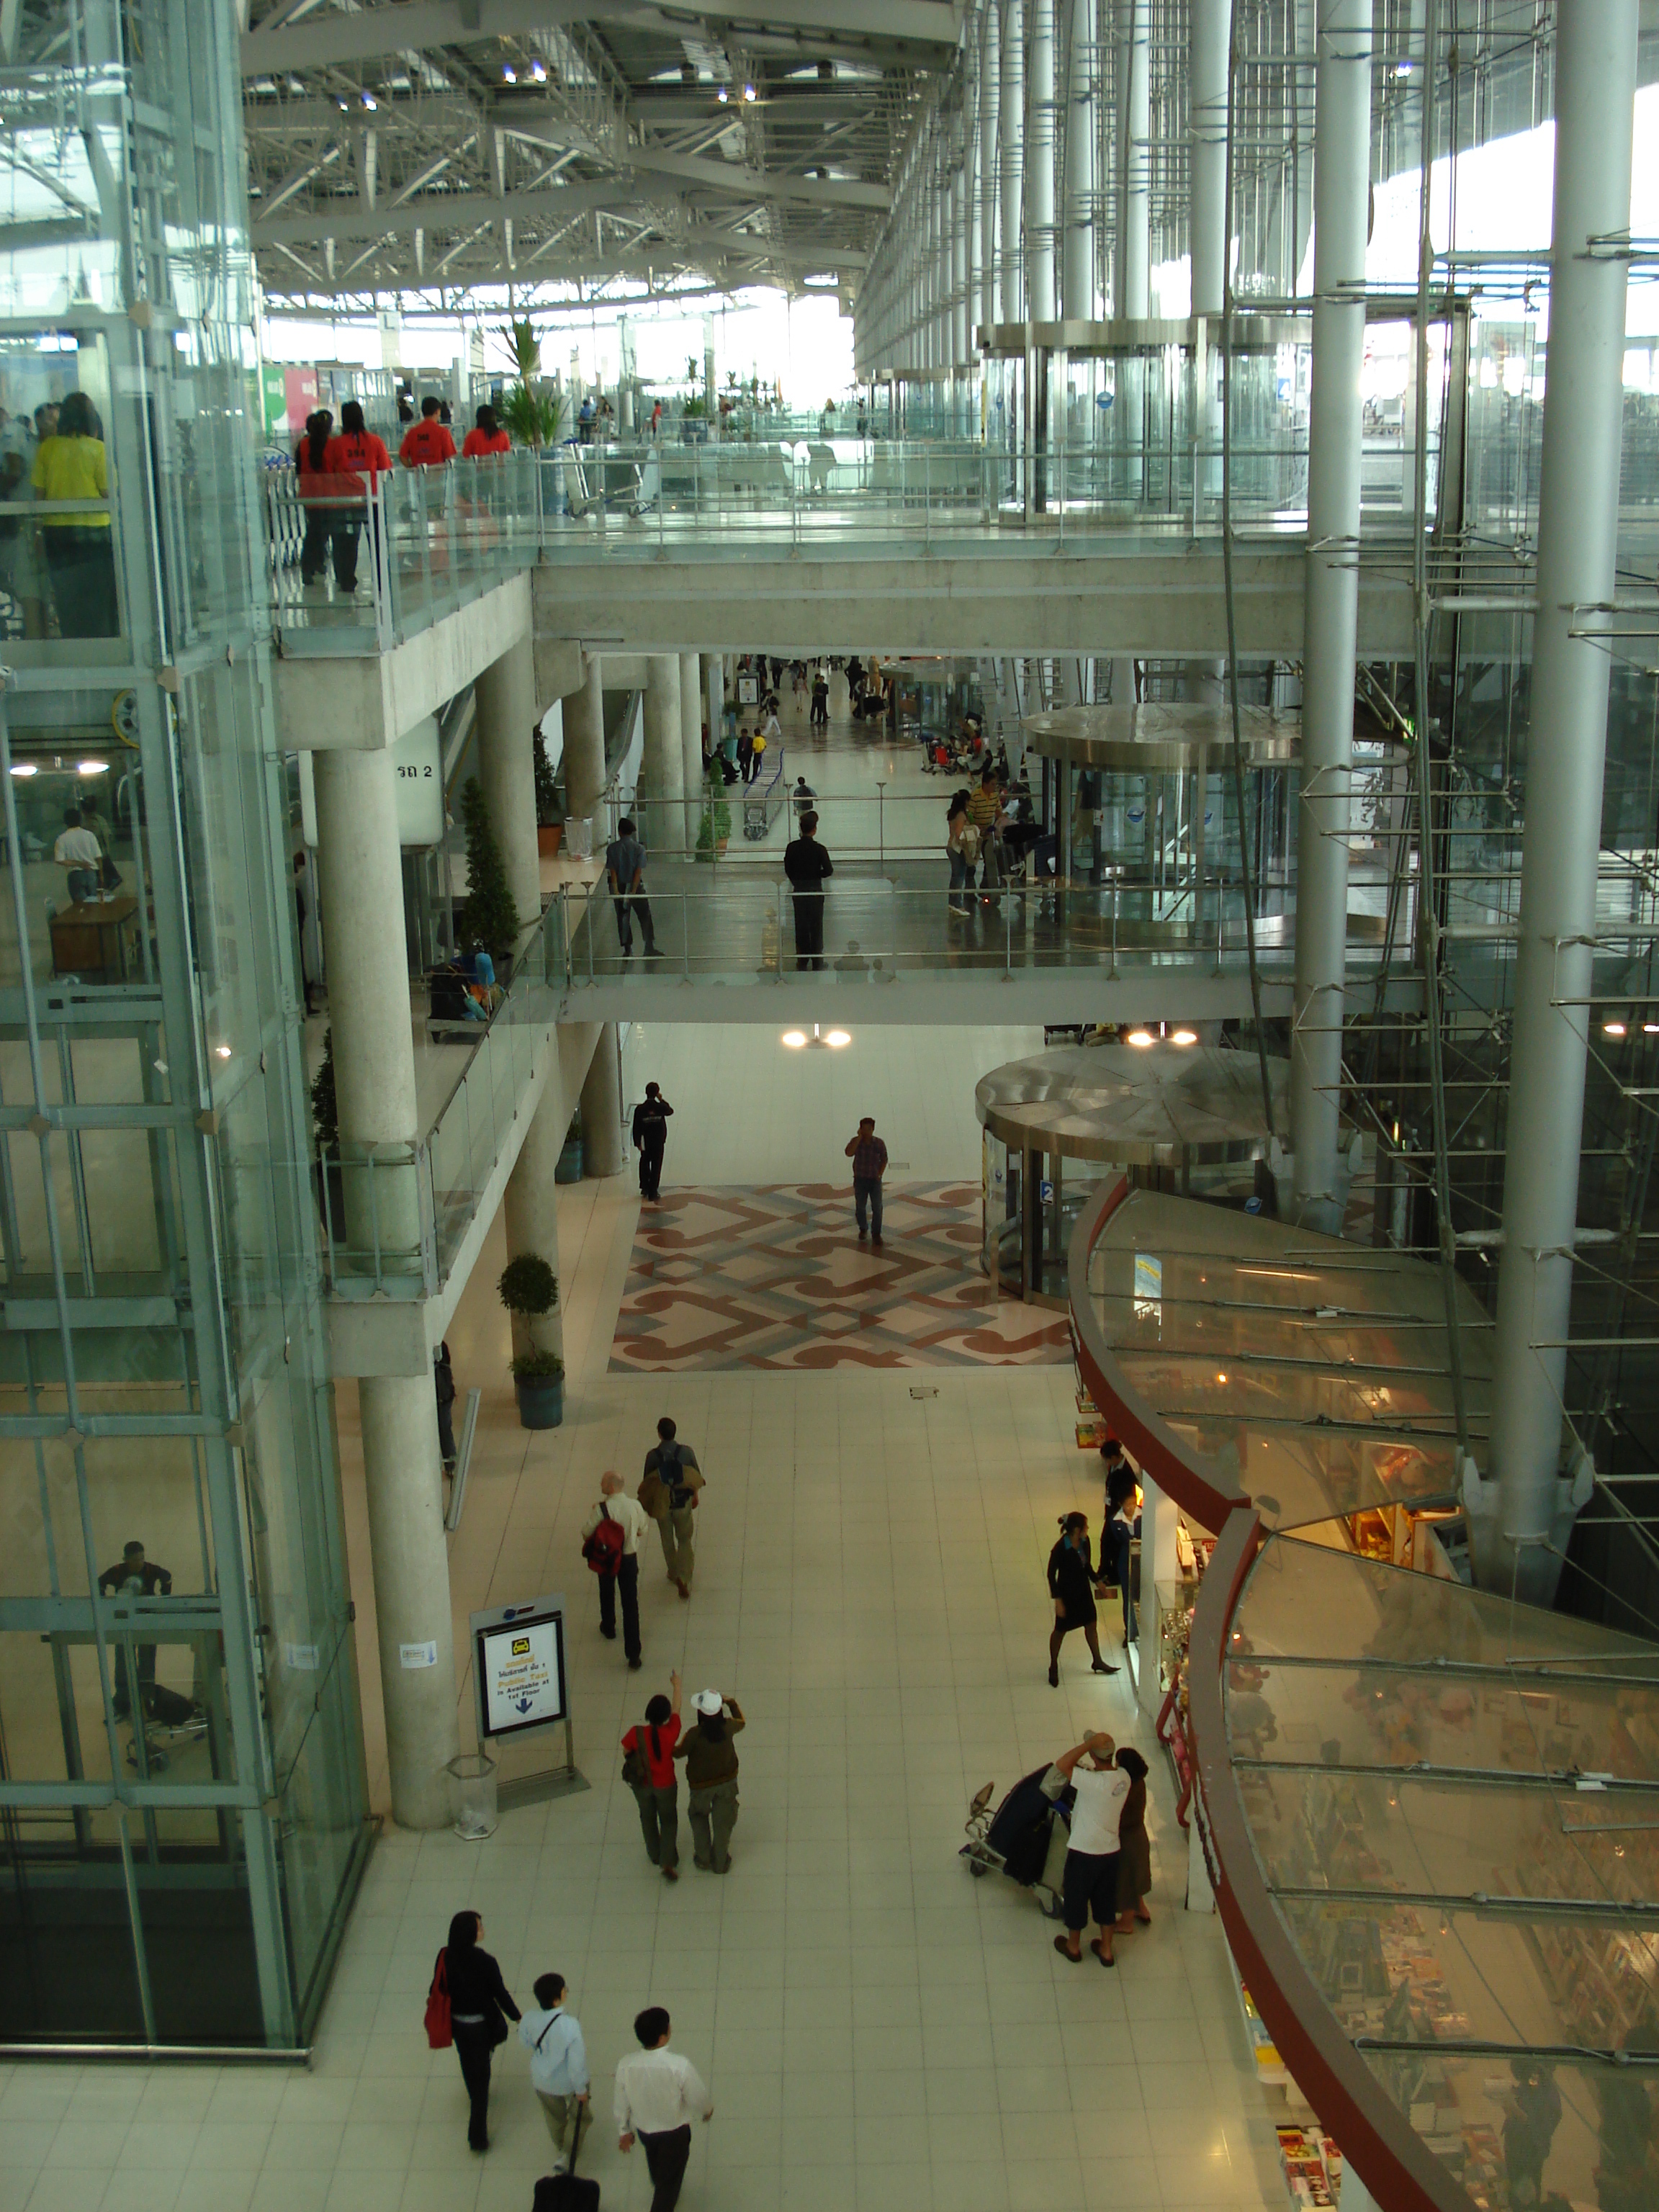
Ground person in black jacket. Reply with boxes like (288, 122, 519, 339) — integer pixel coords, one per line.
(433, 1341, 457, 1472)
(631, 1082, 673, 1202)
(443, 1909, 521, 2151)
(1047, 1512, 1118, 1686)
(783, 811, 833, 968)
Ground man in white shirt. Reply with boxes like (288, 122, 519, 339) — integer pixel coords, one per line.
(519, 1970, 589, 2170)
(614, 2005, 712, 2212)
(54, 807, 104, 906)
(1043, 1730, 1130, 1966)
(581, 1470, 649, 1669)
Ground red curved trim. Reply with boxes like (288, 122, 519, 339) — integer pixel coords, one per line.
(1189, 1511, 1466, 2212)
(1066, 1174, 1243, 1534)
(1071, 1179, 1469, 2212)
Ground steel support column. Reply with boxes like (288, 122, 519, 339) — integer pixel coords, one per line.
(1000, 0, 1026, 322)
(980, 0, 1002, 325)
(1488, 0, 1638, 1600)
(1289, 0, 1372, 1232)
(1061, 0, 1096, 320)
(1190, 0, 1231, 318)
(1026, 0, 1057, 322)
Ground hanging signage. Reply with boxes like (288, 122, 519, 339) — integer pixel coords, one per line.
(299, 716, 442, 849)
(472, 1595, 569, 1743)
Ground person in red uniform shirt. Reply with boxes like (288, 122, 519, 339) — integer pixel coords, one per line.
(293, 408, 335, 588)
(398, 395, 457, 467)
(460, 403, 511, 459)
(320, 400, 392, 595)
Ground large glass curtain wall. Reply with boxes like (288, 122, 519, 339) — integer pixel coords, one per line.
(0, 2, 369, 2047)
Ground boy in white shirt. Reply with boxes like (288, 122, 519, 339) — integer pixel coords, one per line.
(614, 2005, 713, 2212)
(1043, 1730, 1130, 1966)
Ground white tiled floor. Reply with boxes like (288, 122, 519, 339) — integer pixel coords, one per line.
(0, 1025, 1294, 2212)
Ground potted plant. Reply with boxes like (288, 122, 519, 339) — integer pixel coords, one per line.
(510, 1347, 565, 1429)
(310, 1028, 346, 1234)
(696, 760, 732, 861)
(534, 729, 562, 858)
(555, 1110, 583, 1184)
(499, 1252, 562, 1427)
(457, 775, 521, 980)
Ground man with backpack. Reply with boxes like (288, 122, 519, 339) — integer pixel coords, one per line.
(639, 1416, 704, 1599)
(581, 1471, 648, 1668)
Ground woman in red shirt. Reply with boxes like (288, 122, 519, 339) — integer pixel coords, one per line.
(621, 1669, 681, 1880)
(293, 409, 334, 588)
(320, 399, 392, 595)
(461, 404, 511, 459)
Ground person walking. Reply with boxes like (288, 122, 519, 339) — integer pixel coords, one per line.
(294, 410, 336, 591)
(945, 788, 977, 917)
(791, 774, 816, 820)
(632, 1081, 673, 1202)
(641, 1416, 703, 1596)
(622, 1672, 683, 1881)
(747, 719, 768, 785)
(810, 665, 829, 728)
(437, 1910, 521, 2151)
(844, 1116, 888, 1245)
(1047, 1511, 1118, 1686)
(32, 392, 117, 637)
(398, 395, 457, 467)
(581, 1471, 648, 1668)
(1043, 1732, 1129, 1966)
(320, 400, 393, 598)
(614, 2007, 713, 2212)
(678, 1689, 744, 1872)
(1102, 1442, 1140, 1646)
(967, 765, 1007, 896)
(735, 725, 753, 783)
(1111, 1745, 1154, 1933)
(519, 1971, 590, 2170)
(606, 814, 660, 959)
(783, 810, 833, 969)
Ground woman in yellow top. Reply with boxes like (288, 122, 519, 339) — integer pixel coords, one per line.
(32, 392, 117, 638)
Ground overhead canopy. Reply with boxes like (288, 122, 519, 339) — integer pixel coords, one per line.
(1021, 701, 1303, 771)
(976, 1043, 1287, 1168)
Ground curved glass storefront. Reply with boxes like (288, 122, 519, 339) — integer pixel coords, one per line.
(1069, 1177, 1659, 2212)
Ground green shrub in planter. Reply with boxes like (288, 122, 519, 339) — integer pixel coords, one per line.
(498, 1252, 558, 1317)
(510, 1348, 565, 1430)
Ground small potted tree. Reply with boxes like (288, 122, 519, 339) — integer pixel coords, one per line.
(500, 1251, 563, 1427)
(534, 729, 562, 859)
(458, 776, 520, 984)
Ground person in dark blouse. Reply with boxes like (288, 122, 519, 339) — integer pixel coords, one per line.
(1046, 1512, 1118, 1686)
(441, 1909, 521, 2150)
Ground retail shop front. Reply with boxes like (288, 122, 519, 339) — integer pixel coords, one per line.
(1069, 1178, 1659, 2212)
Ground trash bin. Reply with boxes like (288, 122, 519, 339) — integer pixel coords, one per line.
(446, 1750, 498, 1840)
(565, 816, 594, 861)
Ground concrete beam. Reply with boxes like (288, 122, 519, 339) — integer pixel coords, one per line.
(276, 572, 531, 752)
(328, 1018, 603, 1379)
(532, 550, 1415, 660)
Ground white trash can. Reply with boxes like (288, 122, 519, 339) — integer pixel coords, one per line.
(446, 1751, 498, 1840)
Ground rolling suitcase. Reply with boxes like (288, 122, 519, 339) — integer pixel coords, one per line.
(531, 2122, 600, 2212)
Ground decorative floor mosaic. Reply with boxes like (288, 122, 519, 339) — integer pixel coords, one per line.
(608, 1182, 1071, 1370)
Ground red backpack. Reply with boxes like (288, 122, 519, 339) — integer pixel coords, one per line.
(583, 1502, 625, 1574)
(424, 1948, 451, 2049)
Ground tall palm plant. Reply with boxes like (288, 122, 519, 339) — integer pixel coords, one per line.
(499, 318, 543, 381)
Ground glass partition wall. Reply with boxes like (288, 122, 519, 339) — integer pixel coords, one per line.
(0, 1, 369, 2049)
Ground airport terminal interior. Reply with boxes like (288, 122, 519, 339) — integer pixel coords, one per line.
(4, 4, 1659, 2212)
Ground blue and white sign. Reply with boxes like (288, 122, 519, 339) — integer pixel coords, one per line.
(472, 1595, 569, 1740)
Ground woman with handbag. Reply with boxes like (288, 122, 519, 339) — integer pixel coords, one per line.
(436, 1909, 521, 2152)
(1111, 1745, 1154, 1932)
(945, 790, 976, 917)
(621, 1670, 682, 1880)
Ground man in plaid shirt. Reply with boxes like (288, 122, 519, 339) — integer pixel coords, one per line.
(843, 1117, 889, 1244)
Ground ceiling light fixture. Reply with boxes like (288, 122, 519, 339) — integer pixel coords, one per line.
(782, 1030, 807, 1048)
(1172, 1028, 1198, 1046)
(1125, 1028, 1154, 1048)
(77, 759, 109, 775)
(825, 1029, 850, 1048)
(716, 84, 729, 102)
(502, 63, 517, 82)
(215, 1045, 233, 1059)
(742, 81, 757, 101)
(1604, 1020, 1628, 1038)
(782, 1023, 850, 1051)
(1645, 1022, 1659, 1035)
(8, 762, 36, 778)
(361, 91, 378, 109)
(529, 58, 547, 81)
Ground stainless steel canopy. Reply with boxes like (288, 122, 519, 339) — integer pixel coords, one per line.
(1020, 701, 1301, 771)
(975, 1043, 1289, 1167)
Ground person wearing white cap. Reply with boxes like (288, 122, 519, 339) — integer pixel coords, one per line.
(675, 1689, 745, 1872)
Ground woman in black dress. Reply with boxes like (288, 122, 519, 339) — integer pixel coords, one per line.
(1047, 1511, 1117, 1686)
(441, 1909, 521, 2151)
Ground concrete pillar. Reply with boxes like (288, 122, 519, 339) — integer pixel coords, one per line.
(1026, 0, 1057, 322)
(503, 1079, 567, 1365)
(1488, 0, 1637, 1602)
(1289, 0, 1371, 1233)
(580, 1020, 626, 1178)
(475, 629, 539, 931)
(642, 654, 685, 858)
(313, 749, 421, 1262)
(314, 749, 457, 1832)
(979, 1, 1001, 325)
(679, 649, 702, 848)
(702, 652, 721, 752)
(565, 654, 606, 823)
(1061, 0, 1096, 320)
(1190, 0, 1231, 318)
(359, 1375, 459, 1830)
(1000, 0, 1025, 323)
